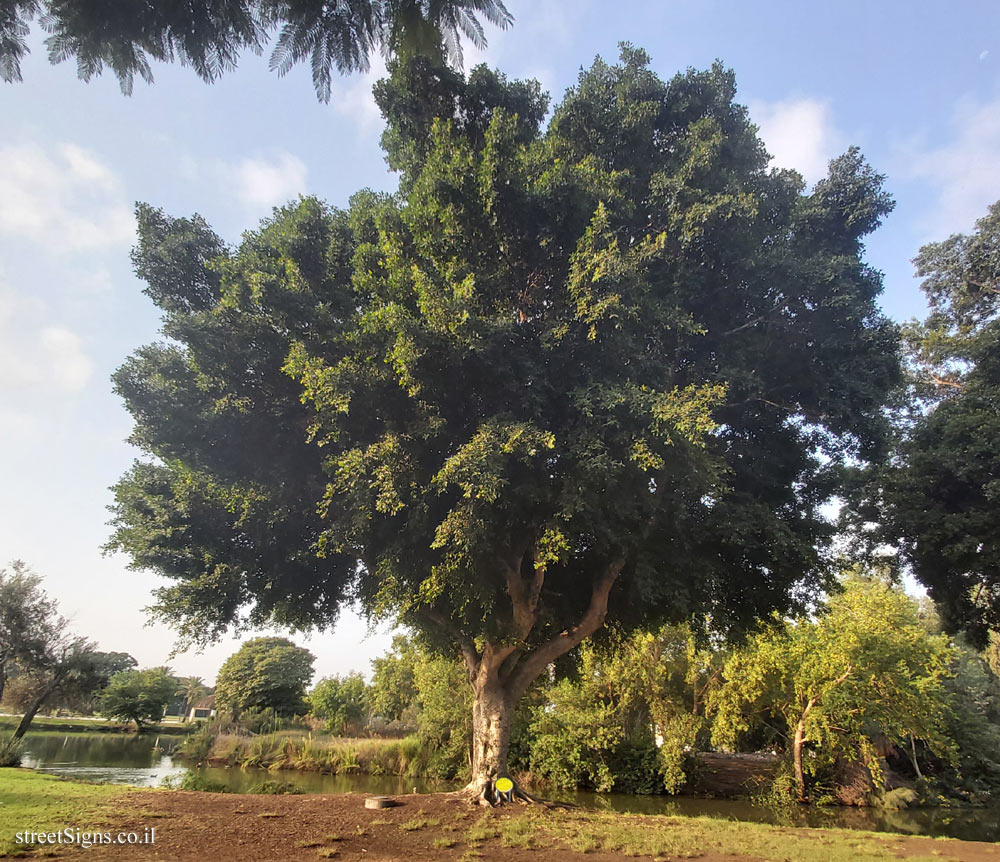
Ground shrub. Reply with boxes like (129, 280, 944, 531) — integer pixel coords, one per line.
(246, 779, 303, 794)
(161, 772, 232, 792)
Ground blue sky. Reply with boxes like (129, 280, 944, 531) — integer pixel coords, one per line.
(1, 0, 998, 685)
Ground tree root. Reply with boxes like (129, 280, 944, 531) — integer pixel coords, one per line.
(455, 779, 569, 809)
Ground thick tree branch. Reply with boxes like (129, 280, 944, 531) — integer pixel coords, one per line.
(506, 557, 625, 700)
(501, 543, 544, 641)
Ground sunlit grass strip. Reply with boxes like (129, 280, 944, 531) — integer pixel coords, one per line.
(0, 715, 191, 734)
(480, 808, 959, 862)
(0, 769, 132, 856)
(198, 731, 428, 776)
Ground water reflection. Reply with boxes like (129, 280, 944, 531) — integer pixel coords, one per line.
(17, 732, 1000, 843)
(20, 732, 186, 788)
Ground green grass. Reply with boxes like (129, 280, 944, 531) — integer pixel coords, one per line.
(0, 715, 190, 735)
(0, 769, 132, 856)
(465, 815, 500, 843)
(400, 815, 440, 831)
(485, 808, 960, 862)
(188, 729, 426, 775)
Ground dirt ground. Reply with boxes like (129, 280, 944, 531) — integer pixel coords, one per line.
(12, 790, 1000, 862)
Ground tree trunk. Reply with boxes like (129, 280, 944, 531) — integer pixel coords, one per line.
(13, 680, 58, 740)
(447, 555, 625, 805)
(793, 718, 807, 803)
(12, 668, 68, 741)
(909, 734, 923, 781)
(461, 648, 535, 806)
(468, 681, 514, 793)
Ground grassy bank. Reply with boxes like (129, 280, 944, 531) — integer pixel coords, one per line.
(187, 730, 433, 776)
(0, 715, 191, 735)
(0, 770, 132, 856)
(466, 807, 967, 862)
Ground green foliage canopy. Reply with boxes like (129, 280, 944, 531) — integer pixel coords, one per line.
(527, 623, 719, 794)
(0, 560, 61, 701)
(98, 667, 178, 729)
(214, 637, 315, 717)
(369, 634, 419, 721)
(710, 574, 956, 802)
(873, 202, 1000, 640)
(309, 672, 369, 733)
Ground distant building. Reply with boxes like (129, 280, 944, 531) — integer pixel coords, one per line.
(186, 695, 216, 721)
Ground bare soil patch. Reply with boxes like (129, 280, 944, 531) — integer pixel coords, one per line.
(13, 789, 1000, 862)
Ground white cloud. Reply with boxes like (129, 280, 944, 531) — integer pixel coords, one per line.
(329, 56, 387, 136)
(899, 95, 1000, 236)
(58, 143, 117, 188)
(0, 142, 135, 252)
(749, 97, 844, 185)
(233, 153, 309, 208)
(0, 287, 93, 393)
(980, 49, 989, 61)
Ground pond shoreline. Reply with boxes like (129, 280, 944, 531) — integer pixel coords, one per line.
(16, 729, 1000, 842)
(0, 715, 192, 735)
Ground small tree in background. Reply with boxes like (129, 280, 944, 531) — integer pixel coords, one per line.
(0, 561, 61, 703)
(412, 650, 472, 779)
(10, 640, 104, 740)
(526, 623, 721, 794)
(369, 635, 419, 723)
(99, 667, 178, 730)
(309, 673, 370, 734)
(214, 637, 314, 718)
(4, 651, 138, 718)
(0, 562, 111, 742)
(368, 634, 472, 775)
(710, 574, 956, 803)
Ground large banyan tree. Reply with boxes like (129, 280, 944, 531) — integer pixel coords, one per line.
(108, 46, 899, 803)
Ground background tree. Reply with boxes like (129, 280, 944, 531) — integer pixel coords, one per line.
(98, 667, 179, 730)
(369, 634, 419, 722)
(6, 651, 139, 717)
(108, 47, 899, 803)
(10, 637, 105, 740)
(865, 202, 1000, 641)
(411, 648, 473, 778)
(940, 641, 1000, 795)
(0, 0, 512, 101)
(309, 673, 369, 734)
(0, 560, 60, 702)
(526, 642, 633, 794)
(710, 574, 956, 803)
(214, 637, 314, 718)
(0, 562, 108, 741)
(603, 623, 722, 793)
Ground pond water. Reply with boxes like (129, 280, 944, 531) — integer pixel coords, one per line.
(16, 731, 1000, 843)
